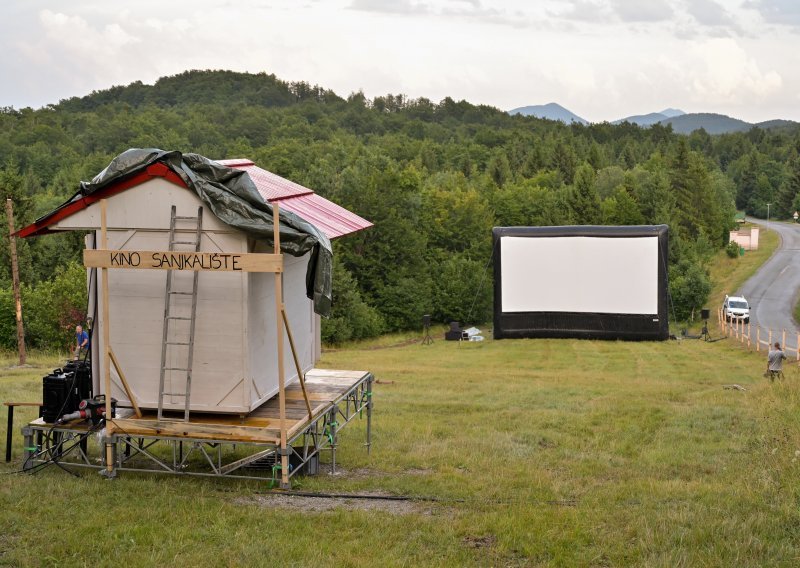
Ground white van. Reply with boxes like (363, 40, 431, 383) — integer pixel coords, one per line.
(722, 295, 750, 323)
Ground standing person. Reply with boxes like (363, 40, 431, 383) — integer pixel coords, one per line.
(74, 325, 89, 360)
(767, 341, 787, 381)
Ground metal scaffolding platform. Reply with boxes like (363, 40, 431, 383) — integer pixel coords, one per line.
(21, 369, 373, 487)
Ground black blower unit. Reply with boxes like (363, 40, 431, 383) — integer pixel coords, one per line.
(41, 360, 92, 423)
(63, 360, 92, 401)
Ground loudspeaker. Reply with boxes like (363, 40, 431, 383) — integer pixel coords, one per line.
(445, 322, 463, 341)
(63, 360, 92, 401)
(42, 371, 75, 423)
(701, 308, 710, 320)
(422, 314, 431, 327)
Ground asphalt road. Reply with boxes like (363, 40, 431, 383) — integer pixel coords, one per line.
(737, 220, 800, 341)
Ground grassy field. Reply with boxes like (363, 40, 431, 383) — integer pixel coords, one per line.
(1, 231, 798, 566)
(2, 338, 800, 566)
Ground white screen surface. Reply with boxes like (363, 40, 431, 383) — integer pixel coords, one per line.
(500, 236, 659, 314)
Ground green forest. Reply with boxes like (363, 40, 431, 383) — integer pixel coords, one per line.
(1, 69, 799, 348)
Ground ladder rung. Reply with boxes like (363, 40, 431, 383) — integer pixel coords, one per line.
(167, 316, 192, 320)
(174, 216, 199, 221)
(169, 291, 194, 295)
(161, 392, 187, 397)
(163, 367, 190, 371)
(171, 241, 199, 246)
(166, 341, 190, 346)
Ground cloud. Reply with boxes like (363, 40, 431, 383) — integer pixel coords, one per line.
(553, 0, 612, 22)
(553, 0, 673, 23)
(609, 0, 672, 22)
(349, 0, 531, 27)
(349, 0, 431, 15)
(40, 9, 140, 53)
(743, 0, 800, 26)
(10, 9, 144, 98)
(683, 38, 782, 103)
(685, 0, 736, 27)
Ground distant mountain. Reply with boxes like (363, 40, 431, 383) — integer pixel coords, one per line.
(508, 102, 588, 125)
(659, 113, 751, 135)
(659, 108, 685, 118)
(613, 112, 670, 126)
(507, 103, 797, 135)
(754, 119, 799, 132)
(612, 109, 797, 134)
(613, 108, 686, 126)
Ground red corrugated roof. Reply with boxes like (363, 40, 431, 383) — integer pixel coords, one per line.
(217, 159, 372, 239)
(217, 159, 313, 201)
(17, 159, 372, 240)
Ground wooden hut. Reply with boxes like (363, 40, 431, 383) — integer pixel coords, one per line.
(18, 156, 371, 417)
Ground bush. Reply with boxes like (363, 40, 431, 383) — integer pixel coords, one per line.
(374, 275, 432, 332)
(321, 264, 384, 344)
(669, 258, 711, 321)
(0, 261, 88, 351)
(725, 241, 740, 258)
(430, 254, 492, 325)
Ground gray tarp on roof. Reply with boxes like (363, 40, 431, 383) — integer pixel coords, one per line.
(80, 148, 333, 316)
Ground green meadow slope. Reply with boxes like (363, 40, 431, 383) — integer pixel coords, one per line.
(0, 233, 797, 566)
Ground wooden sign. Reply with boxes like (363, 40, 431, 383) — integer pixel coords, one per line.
(84, 249, 282, 272)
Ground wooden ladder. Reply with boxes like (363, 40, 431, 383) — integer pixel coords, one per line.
(157, 206, 203, 422)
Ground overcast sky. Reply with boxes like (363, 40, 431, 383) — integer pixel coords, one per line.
(1, 0, 798, 123)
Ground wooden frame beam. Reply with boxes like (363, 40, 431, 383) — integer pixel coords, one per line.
(84, 249, 282, 273)
(100, 200, 115, 476)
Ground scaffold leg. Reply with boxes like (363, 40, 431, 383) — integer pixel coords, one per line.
(329, 408, 338, 475)
(366, 374, 373, 455)
(21, 426, 34, 471)
(99, 435, 117, 479)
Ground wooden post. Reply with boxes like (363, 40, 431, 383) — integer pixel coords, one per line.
(747, 322, 751, 349)
(796, 332, 799, 361)
(100, 200, 114, 475)
(757, 326, 760, 352)
(6, 199, 25, 366)
(783, 329, 786, 350)
(281, 308, 313, 419)
(769, 329, 772, 348)
(109, 347, 141, 418)
(272, 203, 289, 488)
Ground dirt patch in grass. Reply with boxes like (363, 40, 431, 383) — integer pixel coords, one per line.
(316, 464, 389, 479)
(404, 467, 434, 475)
(462, 534, 496, 549)
(239, 492, 430, 515)
(323, 337, 421, 353)
(315, 464, 432, 478)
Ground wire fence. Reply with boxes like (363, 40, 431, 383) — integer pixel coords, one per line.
(717, 308, 800, 359)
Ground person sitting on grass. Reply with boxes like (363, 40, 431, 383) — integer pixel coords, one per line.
(767, 342, 787, 382)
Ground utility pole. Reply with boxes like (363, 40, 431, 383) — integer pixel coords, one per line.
(6, 198, 26, 365)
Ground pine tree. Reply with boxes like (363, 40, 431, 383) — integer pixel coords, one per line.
(777, 155, 800, 218)
(568, 163, 600, 224)
(736, 152, 760, 211)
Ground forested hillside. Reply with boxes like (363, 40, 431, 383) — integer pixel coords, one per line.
(1, 70, 799, 347)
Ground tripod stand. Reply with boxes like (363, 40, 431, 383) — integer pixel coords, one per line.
(421, 315, 434, 345)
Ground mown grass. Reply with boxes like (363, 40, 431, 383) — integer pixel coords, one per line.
(2, 336, 800, 566)
(0, 231, 793, 566)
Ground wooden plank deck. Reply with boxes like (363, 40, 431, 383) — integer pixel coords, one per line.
(29, 369, 369, 445)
